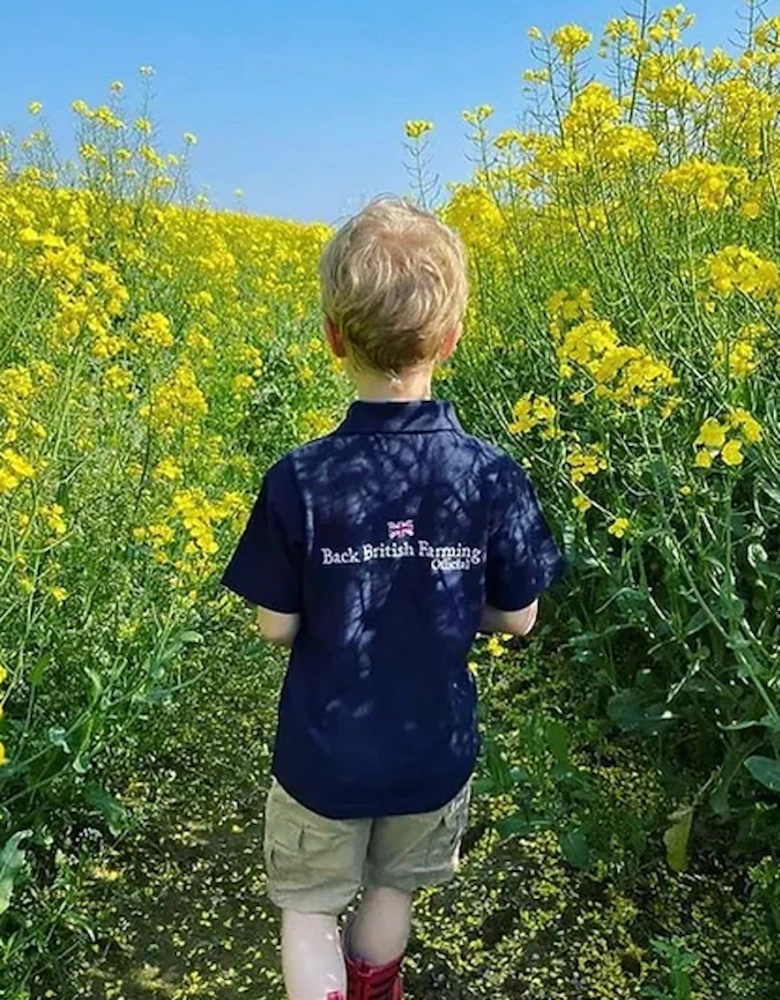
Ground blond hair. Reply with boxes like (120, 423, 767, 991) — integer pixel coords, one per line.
(319, 198, 468, 376)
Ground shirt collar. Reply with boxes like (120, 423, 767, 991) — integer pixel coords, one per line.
(336, 399, 462, 435)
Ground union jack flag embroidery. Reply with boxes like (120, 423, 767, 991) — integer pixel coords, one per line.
(387, 519, 415, 540)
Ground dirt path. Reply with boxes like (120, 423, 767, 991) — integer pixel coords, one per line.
(40, 632, 777, 1000)
(53, 637, 286, 999)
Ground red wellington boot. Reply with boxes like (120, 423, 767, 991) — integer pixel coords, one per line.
(345, 952, 404, 1000)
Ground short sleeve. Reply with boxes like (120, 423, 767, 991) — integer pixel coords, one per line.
(485, 459, 564, 611)
(220, 458, 304, 613)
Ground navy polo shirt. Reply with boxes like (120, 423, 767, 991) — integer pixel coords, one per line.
(221, 400, 563, 819)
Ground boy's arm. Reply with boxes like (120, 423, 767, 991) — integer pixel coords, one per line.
(221, 458, 304, 640)
(256, 607, 301, 647)
(483, 459, 563, 635)
(480, 600, 538, 637)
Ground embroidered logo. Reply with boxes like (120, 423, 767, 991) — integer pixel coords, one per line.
(387, 519, 415, 540)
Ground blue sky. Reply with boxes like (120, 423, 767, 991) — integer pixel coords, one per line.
(0, 1, 746, 222)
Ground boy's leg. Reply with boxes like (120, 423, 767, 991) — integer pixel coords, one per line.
(343, 886, 411, 1000)
(347, 885, 413, 966)
(344, 780, 471, 998)
(264, 779, 371, 1000)
(282, 910, 346, 1000)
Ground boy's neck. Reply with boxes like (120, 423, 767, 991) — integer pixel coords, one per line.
(352, 365, 434, 403)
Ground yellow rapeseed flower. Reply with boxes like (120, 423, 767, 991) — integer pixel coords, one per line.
(567, 445, 608, 484)
(608, 517, 631, 538)
(508, 393, 557, 437)
(104, 365, 134, 392)
(660, 159, 748, 214)
(0, 449, 35, 492)
(720, 439, 744, 466)
(695, 418, 727, 450)
(648, 24, 667, 44)
(462, 105, 495, 126)
(404, 120, 434, 140)
(728, 408, 763, 444)
(299, 409, 336, 441)
(134, 312, 174, 348)
(185, 328, 214, 353)
(551, 23, 592, 62)
(42, 504, 67, 537)
(708, 245, 780, 299)
(660, 397, 682, 419)
(707, 48, 733, 74)
(232, 373, 255, 396)
(486, 635, 506, 657)
(547, 287, 594, 325)
(140, 365, 208, 432)
(154, 457, 183, 481)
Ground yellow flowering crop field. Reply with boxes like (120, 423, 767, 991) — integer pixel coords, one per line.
(2, 4, 780, 998)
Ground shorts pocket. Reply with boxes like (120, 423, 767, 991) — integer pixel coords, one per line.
(266, 825, 307, 885)
(299, 822, 359, 880)
(263, 782, 362, 892)
(264, 782, 308, 885)
(425, 782, 472, 871)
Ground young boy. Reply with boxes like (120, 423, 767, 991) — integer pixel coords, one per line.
(221, 199, 563, 1000)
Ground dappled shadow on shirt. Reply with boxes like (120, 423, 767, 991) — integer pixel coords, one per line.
(272, 424, 562, 809)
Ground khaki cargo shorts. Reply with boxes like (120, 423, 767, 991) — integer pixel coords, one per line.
(263, 778, 472, 914)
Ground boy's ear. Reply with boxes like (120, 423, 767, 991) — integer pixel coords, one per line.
(324, 316, 348, 358)
(439, 326, 462, 362)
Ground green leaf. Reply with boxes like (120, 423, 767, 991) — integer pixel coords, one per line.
(84, 783, 128, 835)
(544, 720, 569, 766)
(717, 593, 745, 621)
(29, 653, 52, 686)
(83, 666, 103, 705)
(608, 689, 674, 736)
(663, 805, 694, 872)
(472, 776, 494, 795)
(560, 828, 590, 869)
(0, 830, 31, 915)
(744, 756, 780, 794)
(484, 736, 513, 795)
(759, 481, 780, 507)
(496, 814, 543, 840)
(684, 608, 711, 637)
(711, 743, 756, 817)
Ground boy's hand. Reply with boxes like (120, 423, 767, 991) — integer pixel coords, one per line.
(256, 607, 301, 647)
(479, 601, 538, 637)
